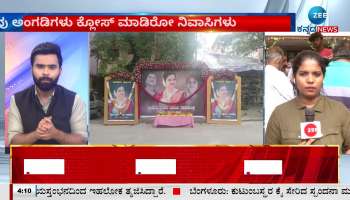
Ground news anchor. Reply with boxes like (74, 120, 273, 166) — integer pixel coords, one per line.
(266, 50, 350, 154)
(8, 42, 88, 144)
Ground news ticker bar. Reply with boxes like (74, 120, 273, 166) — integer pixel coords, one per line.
(0, 14, 294, 32)
(11, 184, 350, 200)
(11, 146, 338, 184)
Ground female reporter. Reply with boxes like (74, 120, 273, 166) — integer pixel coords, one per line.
(266, 50, 350, 154)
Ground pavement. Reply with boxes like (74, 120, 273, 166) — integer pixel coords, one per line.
(90, 107, 264, 145)
(90, 120, 263, 145)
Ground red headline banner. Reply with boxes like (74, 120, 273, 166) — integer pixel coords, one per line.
(22, 15, 292, 32)
(11, 146, 338, 184)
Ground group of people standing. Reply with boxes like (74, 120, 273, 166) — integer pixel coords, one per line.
(265, 32, 350, 154)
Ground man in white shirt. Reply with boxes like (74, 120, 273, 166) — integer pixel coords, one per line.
(264, 46, 295, 129)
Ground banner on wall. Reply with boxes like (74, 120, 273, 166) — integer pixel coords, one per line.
(139, 68, 206, 117)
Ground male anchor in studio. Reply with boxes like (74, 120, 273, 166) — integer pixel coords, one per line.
(8, 42, 87, 144)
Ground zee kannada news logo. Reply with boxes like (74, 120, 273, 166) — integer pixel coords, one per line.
(297, 6, 338, 33)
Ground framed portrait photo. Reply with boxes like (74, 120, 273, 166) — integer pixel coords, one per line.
(135, 62, 209, 118)
(206, 74, 241, 124)
(104, 75, 139, 125)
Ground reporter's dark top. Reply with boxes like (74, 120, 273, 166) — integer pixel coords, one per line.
(266, 96, 350, 151)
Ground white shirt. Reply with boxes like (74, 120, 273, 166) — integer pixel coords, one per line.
(264, 64, 295, 129)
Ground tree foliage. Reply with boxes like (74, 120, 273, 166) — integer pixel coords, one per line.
(90, 33, 197, 76)
(214, 33, 264, 56)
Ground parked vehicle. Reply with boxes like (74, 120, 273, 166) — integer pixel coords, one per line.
(90, 90, 103, 119)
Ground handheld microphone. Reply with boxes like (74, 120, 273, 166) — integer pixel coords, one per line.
(301, 108, 322, 139)
(305, 108, 315, 122)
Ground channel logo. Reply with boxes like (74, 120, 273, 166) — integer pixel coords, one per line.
(297, 6, 338, 33)
(308, 6, 327, 25)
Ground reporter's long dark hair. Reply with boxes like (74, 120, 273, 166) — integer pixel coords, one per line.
(292, 50, 327, 77)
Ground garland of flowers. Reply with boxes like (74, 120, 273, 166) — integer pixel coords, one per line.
(135, 61, 209, 84)
(106, 71, 134, 81)
(210, 69, 236, 80)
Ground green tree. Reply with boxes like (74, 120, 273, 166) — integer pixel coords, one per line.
(90, 33, 131, 76)
(214, 33, 264, 56)
(154, 33, 197, 61)
(90, 32, 197, 76)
